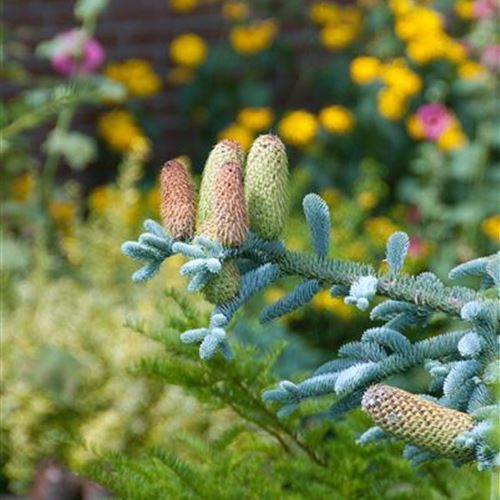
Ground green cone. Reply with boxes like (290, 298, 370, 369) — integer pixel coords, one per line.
(203, 260, 240, 304)
(362, 384, 474, 459)
(197, 140, 245, 234)
(244, 134, 289, 240)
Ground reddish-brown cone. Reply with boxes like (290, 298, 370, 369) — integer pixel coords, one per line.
(213, 161, 248, 247)
(160, 159, 196, 240)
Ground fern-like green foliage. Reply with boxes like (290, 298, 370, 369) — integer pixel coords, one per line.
(86, 290, 489, 499)
(122, 135, 499, 475)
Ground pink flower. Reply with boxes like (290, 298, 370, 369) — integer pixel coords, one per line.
(408, 237, 425, 258)
(474, 0, 497, 19)
(481, 45, 500, 72)
(415, 103, 452, 141)
(51, 29, 104, 76)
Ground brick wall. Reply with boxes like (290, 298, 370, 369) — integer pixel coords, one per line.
(4, 1, 229, 170)
(3, 1, 320, 184)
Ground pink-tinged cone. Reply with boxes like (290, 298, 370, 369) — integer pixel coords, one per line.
(213, 161, 248, 247)
(415, 104, 452, 141)
(160, 159, 196, 241)
(51, 29, 104, 76)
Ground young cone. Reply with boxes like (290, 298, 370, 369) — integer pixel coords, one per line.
(362, 384, 474, 459)
(203, 260, 240, 304)
(197, 140, 245, 233)
(160, 159, 196, 240)
(214, 161, 248, 247)
(245, 134, 289, 240)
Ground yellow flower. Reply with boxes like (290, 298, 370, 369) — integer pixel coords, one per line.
(312, 291, 355, 320)
(237, 107, 274, 131)
(230, 20, 278, 55)
(357, 191, 378, 211)
(309, 2, 340, 25)
(319, 105, 355, 134)
(105, 59, 162, 98)
(350, 56, 381, 84)
(218, 123, 254, 151)
(442, 38, 467, 63)
(321, 23, 358, 50)
(168, 66, 194, 85)
(389, 0, 412, 15)
(98, 110, 146, 153)
(264, 286, 285, 304)
(377, 88, 407, 120)
(454, 0, 474, 19)
(395, 8, 443, 41)
(437, 125, 467, 151)
(130, 136, 152, 159)
(458, 61, 487, 80)
(365, 216, 399, 244)
(278, 110, 319, 147)
(11, 173, 34, 202)
(481, 215, 500, 242)
(406, 37, 442, 64)
(89, 185, 117, 215)
(170, 33, 207, 67)
(406, 114, 426, 139)
(222, 1, 249, 21)
(380, 64, 422, 96)
(170, 0, 198, 13)
(49, 200, 77, 227)
(462, 59, 489, 79)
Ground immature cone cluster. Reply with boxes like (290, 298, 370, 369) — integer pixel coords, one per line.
(160, 159, 196, 240)
(362, 384, 474, 459)
(156, 135, 289, 305)
(245, 134, 289, 240)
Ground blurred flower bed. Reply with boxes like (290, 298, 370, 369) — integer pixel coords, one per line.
(1, 0, 499, 494)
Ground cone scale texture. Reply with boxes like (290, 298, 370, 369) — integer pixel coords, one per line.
(160, 159, 196, 240)
(214, 161, 248, 247)
(203, 260, 241, 304)
(245, 134, 289, 240)
(197, 140, 245, 232)
(362, 384, 474, 459)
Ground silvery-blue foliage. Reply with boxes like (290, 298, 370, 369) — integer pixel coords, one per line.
(261, 249, 499, 469)
(260, 279, 321, 323)
(385, 231, 410, 277)
(123, 196, 499, 470)
(181, 312, 233, 360)
(303, 193, 331, 258)
(121, 219, 174, 283)
(344, 276, 378, 310)
(403, 446, 435, 466)
(173, 236, 226, 292)
(357, 426, 387, 445)
(215, 263, 281, 324)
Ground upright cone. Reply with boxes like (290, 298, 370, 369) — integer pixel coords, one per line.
(362, 384, 474, 459)
(245, 134, 289, 240)
(214, 161, 248, 247)
(197, 140, 245, 233)
(203, 260, 241, 304)
(160, 159, 196, 240)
